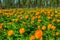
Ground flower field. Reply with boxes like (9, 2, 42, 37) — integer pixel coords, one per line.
(0, 8, 60, 40)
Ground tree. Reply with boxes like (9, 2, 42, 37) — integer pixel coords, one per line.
(34, 0, 38, 7)
(57, 0, 59, 7)
(2, 0, 15, 8)
(39, 0, 42, 7)
(0, 0, 1, 5)
(0, 0, 1, 8)
(17, 0, 22, 8)
(22, 0, 26, 7)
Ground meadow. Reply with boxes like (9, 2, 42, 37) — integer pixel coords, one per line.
(0, 8, 60, 40)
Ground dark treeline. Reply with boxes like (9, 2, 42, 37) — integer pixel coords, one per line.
(0, 0, 60, 9)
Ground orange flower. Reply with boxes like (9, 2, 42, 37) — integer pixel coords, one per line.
(31, 10, 35, 12)
(32, 16, 35, 21)
(41, 10, 45, 13)
(37, 16, 41, 19)
(24, 15, 28, 19)
(8, 22, 12, 25)
(48, 16, 51, 20)
(52, 19, 56, 22)
(22, 22, 26, 25)
(1, 10, 4, 14)
(19, 28, 25, 34)
(38, 25, 40, 29)
(43, 11, 47, 15)
(48, 24, 52, 29)
(30, 35, 35, 40)
(0, 24, 3, 29)
(35, 30, 43, 39)
(57, 19, 60, 22)
(56, 32, 59, 36)
(51, 25, 56, 30)
(36, 11, 40, 15)
(47, 10, 52, 14)
(8, 30, 14, 36)
(19, 17, 22, 20)
(38, 19, 42, 22)
(0, 25, 3, 29)
(42, 26, 46, 30)
(0, 10, 1, 13)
